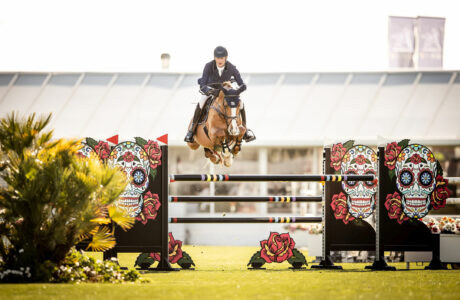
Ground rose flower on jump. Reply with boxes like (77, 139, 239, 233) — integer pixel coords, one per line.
(259, 232, 295, 263)
(384, 142, 401, 170)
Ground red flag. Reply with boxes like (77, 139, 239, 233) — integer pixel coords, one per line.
(157, 134, 168, 145)
(107, 135, 119, 144)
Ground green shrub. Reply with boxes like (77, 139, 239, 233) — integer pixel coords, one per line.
(0, 113, 131, 282)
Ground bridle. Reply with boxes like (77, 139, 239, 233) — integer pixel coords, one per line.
(206, 83, 239, 128)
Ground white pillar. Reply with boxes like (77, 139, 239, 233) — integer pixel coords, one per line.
(209, 162, 215, 215)
(258, 147, 268, 214)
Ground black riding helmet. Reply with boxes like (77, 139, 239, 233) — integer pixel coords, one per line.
(214, 46, 228, 58)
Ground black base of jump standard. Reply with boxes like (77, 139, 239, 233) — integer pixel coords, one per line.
(311, 256, 343, 270)
(365, 257, 396, 271)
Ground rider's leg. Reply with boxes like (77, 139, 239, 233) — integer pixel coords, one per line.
(184, 95, 209, 142)
(239, 101, 256, 142)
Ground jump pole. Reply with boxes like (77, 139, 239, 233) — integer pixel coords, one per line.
(169, 196, 323, 203)
(169, 174, 375, 182)
(169, 217, 323, 223)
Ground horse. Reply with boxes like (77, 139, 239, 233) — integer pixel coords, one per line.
(186, 81, 246, 167)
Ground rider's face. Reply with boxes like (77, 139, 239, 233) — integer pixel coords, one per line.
(215, 57, 227, 68)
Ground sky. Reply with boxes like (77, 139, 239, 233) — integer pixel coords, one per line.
(0, 0, 459, 72)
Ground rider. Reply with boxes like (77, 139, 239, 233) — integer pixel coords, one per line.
(184, 46, 256, 143)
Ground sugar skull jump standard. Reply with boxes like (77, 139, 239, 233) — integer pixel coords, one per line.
(395, 144, 437, 219)
(341, 145, 378, 219)
(107, 141, 151, 217)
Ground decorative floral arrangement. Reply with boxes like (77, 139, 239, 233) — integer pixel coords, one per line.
(0, 249, 142, 283)
(134, 233, 195, 269)
(285, 223, 323, 234)
(423, 217, 460, 234)
(247, 232, 307, 269)
(383, 140, 451, 223)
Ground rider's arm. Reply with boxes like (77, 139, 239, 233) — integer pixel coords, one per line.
(233, 67, 247, 94)
(199, 63, 211, 94)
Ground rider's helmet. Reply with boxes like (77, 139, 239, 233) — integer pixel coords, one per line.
(214, 46, 228, 58)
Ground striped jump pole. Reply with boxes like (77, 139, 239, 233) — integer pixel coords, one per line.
(169, 174, 375, 182)
(169, 217, 322, 223)
(168, 196, 322, 203)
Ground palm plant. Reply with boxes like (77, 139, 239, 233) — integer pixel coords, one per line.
(0, 112, 133, 281)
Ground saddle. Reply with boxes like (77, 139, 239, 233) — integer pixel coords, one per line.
(198, 96, 214, 125)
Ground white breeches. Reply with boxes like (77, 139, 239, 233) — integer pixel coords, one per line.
(198, 95, 210, 109)
(199, 95, 244, 110)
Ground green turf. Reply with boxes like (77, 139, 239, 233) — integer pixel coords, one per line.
(1, 246, 459, 300)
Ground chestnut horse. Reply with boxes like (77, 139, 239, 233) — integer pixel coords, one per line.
(187, 82, 246, 167)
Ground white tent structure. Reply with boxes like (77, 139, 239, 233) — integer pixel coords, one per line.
(1, 70, 459, 146)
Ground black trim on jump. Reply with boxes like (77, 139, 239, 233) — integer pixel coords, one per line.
(169, 174, 375, 182)
(169, 217, 323, 223)
(168, 196, 322, 203)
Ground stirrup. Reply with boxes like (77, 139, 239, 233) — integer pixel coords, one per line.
(243, 129, 256, 142)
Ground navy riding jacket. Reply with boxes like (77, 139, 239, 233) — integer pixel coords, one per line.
(198, 60, 247, 95)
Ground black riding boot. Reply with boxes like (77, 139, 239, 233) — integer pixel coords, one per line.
(184, 104, 202, 143)
(240, 108, 256, 142)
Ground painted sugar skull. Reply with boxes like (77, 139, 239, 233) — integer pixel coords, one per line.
(108, 141, 150, 217)
(341, 145, 377, 219)
(395, 144, 437, 219)
(77, 143, 94, 158)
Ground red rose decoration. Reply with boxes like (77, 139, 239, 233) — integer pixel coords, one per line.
(260, 232, 295, 263)
(149, 252, 161, 261)
(149, 233, 184, 264)
(410, 153, 422, 165)
(168, 232, 183, 263)
(330, 143, 347, 171)
(430, 176, 451, 210)
(123, 151, 135, 162)
(144, 140, 162, 170)
(94, 141, 110, 160)
(384, 142, 401, 170)
(135, 192, 161, 225)
(330, 192, 355, 224)
(355, 155, 366, 165)
(384, 192, 409, 224)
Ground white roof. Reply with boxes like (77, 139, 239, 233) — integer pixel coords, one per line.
(1, 71, 459, 146)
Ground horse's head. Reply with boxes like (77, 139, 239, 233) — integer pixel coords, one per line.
(218, 81, 241, 136)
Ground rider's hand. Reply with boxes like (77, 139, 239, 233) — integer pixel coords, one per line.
(207, 88, 220, 97)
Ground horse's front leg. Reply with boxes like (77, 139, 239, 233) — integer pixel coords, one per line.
(232, 126, 246, 156)
(221, 138, 234, 167)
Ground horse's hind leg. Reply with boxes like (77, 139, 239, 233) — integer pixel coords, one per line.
(204, 148, 221, 164)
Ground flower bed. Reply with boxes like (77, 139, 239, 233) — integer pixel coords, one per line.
(423, 216, 460, 234)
